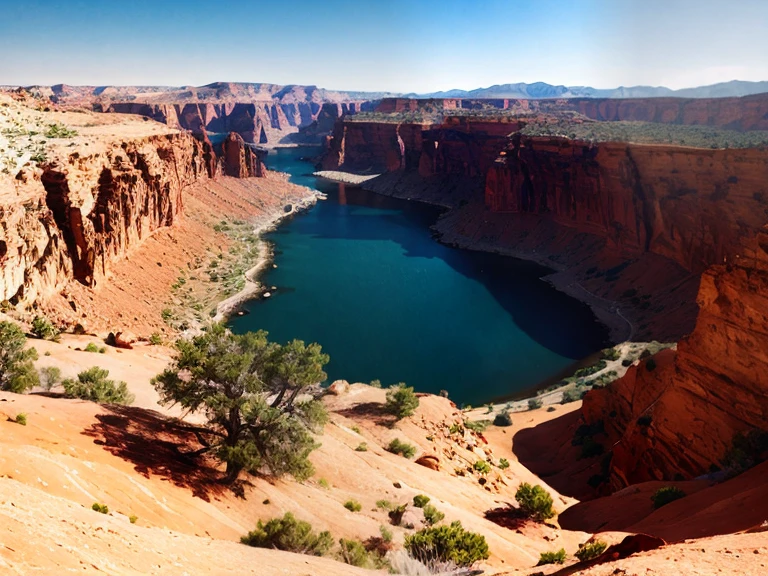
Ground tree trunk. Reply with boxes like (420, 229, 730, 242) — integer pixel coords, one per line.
(223, 460, 242, 484)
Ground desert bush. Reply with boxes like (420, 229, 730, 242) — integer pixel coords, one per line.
(369, 379, 382, 388)
(575, 540, 607, 561)
(338, 538, 373, 567)
(376, 499, 393, 510)
(241, 512, 333, 556)
(149, 332, 163, 345)
(651, 486, 686, 509)
(561, 389, 579, 404)
(498, 458, 510, 470)
(601, 347, 621, 361)
(493, 410, 512, 427)
(515, 483, 555, 521)
(721, 429, 768, 475)
(84, 342, 100, 353)
(39, 366, 62, 390)
(413, 494, 430, 508)
(473, 460, 491, 475)
(464, 419, 489, 433)
(91, 503, 109, 514)
(528, 398, 543, 410)
(355, 442, 368, 452)
(387, 438, 416, 458)
(422, 504, 445, 526)
(0, 321, 39, 393)
(344, 500, 362, 512)
(129, 515, 138, 524)
(63, 367, 134, 405)
(31, 315, 59, 341)
(318, 478, 330, 489)
(538, 548, 567, 565)
(385, 384, 419, 419)
(404, 521, 489, 568)
(379, 525, 393, 542)
(44, 123, 78, 138)
(14, 413, 27, 426)
(388, 504, 408, 526)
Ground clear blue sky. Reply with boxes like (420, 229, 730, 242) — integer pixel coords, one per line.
(1, 0, 766, 92)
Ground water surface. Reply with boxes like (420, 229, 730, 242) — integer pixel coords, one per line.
(229, 148, 607, 406)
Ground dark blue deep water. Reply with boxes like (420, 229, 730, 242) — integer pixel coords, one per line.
(229, 148, 607, 406)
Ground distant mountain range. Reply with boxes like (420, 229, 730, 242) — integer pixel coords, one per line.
(4, 79, 768, 103)
(403, 80, 768, 100)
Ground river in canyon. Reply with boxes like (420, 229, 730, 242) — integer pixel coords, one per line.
(228, 148, 608, 406)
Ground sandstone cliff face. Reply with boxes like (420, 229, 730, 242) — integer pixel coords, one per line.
(1, 133, 211, 306)
(486, 136, 768, 274)
(220, 132, 265, 178)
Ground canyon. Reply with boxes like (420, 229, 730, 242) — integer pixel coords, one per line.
(2, 83, 768, 575)
(319, 93, 768, 492)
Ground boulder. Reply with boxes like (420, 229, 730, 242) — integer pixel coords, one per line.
(114, 331, 137, 349)
(415, 454, 440, 471)
(327, 380, 350, 395)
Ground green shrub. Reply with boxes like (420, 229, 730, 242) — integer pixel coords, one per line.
(318, 478, 330, 489)
(91, 503, 109, 514)
(376, 499, 393, 510)
(379, 525, 393, 542)
(369, 379, 382, 388)
(62, 367, 134, 405)
(149, 332, 163, 345)
(515, 483, 555, 522)
(355, 442, 368, 452)
(538, 548, 567, 565)
(528, 398, 543, 410)
(574, 360, 606, 378)
(404, 521, 489, 568)
(651, 486, 686, 509)
(14, 413, 27, 426)
(413, 494, 430, 508)
(473, 460, 491, 475)
(575, 540, 607, 561)
(44, 123, 78, 138)
(498, 458, 510, 470)
(385, 384, 419, 419)
(31, 315, 59, 341)
(338, 538, 373, 567)
(0, 322, 39, 393)
(561, 389, 579, 404)
(493, 410, 512, 427)
(84, 342, 100, 353)
(722, 429, 768, 474)
(129, 514, 138, 524)
(602, 347, 621, 361)
(387, 438, 416, 458)
(351, 425, 361, 434)
(464, 419, 489, 433)
(422, 503, 444, 526)
(241, 512, 333, 556)
(344, 500, 362, 512)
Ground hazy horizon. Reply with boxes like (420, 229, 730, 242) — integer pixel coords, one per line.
(2, 0, 767, 92)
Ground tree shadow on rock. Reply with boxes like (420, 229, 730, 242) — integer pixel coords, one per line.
(335, 402, 397, 427)
(81, 404, 226, 502)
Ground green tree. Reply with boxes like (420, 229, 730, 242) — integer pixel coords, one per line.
(404, 521, 489, 568)
(0, 321, 39, 393)
(515, 483, 555, 522)
(62, 367, 134, 405)
(152, 323, 329, 483)
(385, 383, 419, 419)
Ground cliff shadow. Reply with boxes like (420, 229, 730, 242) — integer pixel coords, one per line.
(81, 405, 226, 501)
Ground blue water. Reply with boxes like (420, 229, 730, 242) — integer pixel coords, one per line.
(229, 148, 607, 406)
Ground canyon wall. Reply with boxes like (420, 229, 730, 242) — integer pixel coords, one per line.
(485, 136, 768, 274)
(0, 125, 272, 310)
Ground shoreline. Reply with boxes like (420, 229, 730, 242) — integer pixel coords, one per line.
(212, 190, 323, 323)
(316, 170, 635, 344)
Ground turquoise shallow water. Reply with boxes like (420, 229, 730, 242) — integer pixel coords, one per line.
(229, 148, 607, 406)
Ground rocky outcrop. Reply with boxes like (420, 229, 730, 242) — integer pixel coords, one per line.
(220, 132, 264, 178)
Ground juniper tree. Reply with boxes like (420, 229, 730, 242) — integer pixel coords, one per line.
(0, 321, 39, 393)
(152, 323, 329, 483)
